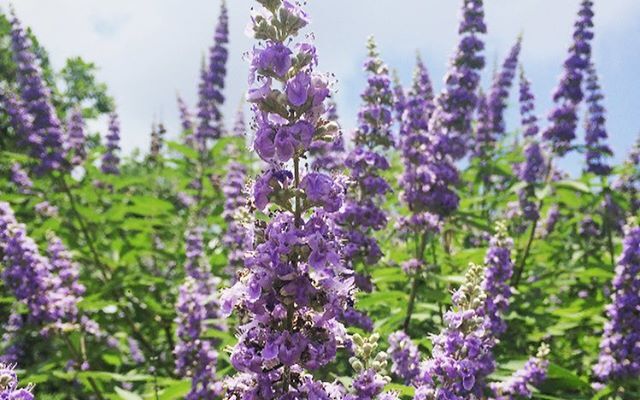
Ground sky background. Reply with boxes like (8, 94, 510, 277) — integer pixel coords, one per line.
(3, 0, 640, 173)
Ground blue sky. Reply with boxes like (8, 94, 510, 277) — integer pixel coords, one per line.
(3, 0, 640, 173)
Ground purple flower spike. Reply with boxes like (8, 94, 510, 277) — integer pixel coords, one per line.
(584, 62, 612, 176)
(492, 344, 551, 399)
(101, 112, 121, 175)
(67, 108, 87, 166)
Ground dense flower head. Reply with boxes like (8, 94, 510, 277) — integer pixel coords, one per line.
(428, 0, 486, 160)
(542, 0, 594, 155)
(519, 69, 539, 138)
(593, 223, 640, 384)
(223, 162, 252, 278)
(488, 37, 521, 137)
(223, 2, 353, 397)
(66, 108, 87, 166)
(388, 331, 421, 385)
(195, 1, 229, 149)
(345, 334, 397, 400)
(10, 163, 33, 192)
(101, 112, 121, 174)
(1, 89, 36, 152)
(175, 227, 224, 399)
(392, 71, 407, 123)
(472, 91, 492, 160)
(0, 363, 34, 400)
(9, 10, 67, 173)
(583, 62, 612, 176)
(491, 344, 550, 399)
(415, 263, 495, 399)
(481, 222, 514, 336)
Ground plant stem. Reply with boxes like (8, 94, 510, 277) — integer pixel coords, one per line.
(62, 334, 105, 400)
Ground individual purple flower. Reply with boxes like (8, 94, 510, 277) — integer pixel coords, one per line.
(487, 37, 521, 137)
(491, 344, 550, 399)
(542, 0, 594, 155)
(481, 222, 514, 336)
(223, 3, 352, 396)
(388, 331, 421, 385)
(66, 108, 87, 166)
(428, 0, 486, 160)
(101, 112, 121, 175)
(300, 172, 344, 213)
(195, 2, 229, 149)
(0, 363, 34, 400)
(415, 263, 495, 399)
(10, 163, 33, 192)
(583, 62, 612, 176)
(337, 37, 393, 268)
(593, 223, 640, 385)
(9, 10, 66, 173)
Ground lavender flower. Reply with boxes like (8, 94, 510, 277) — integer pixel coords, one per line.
(346, 334, 398, 400)
(337, 37, 393, 267)
(482, 222, 514, 336)
(583, 62, 612, 176)
(101, 112, 121, 175)
(67, 108, 87, 166)
(519, 68, 539, 139)
(10, 163, 33, 192)
(415, 263, 495, 399)
(429, 0, 486, 160)
(487, 37, 521, 137)
(473, 91, 492, 160)
(222, 2, 352, 397)
(174, 227, 223, 399)
(128, 338, 145, 364)
(392, 70, 407, 123)
(10, 10, 66, 173)
(542, 0, 594, 155)
(388, 331, 421, 385)
(537, 205, 560, 238)
(491, 344, 550, 399)
(593, 222, 640, 384)
(1, 89, 34, 149)
(0, 363, 34, 400)
(231, 107, 247, 138)
(195, 2, 229, 149)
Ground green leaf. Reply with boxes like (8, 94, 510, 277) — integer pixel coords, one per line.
(114, 386, 143, 400)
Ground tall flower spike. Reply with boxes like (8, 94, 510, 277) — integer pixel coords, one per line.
(177, 94, 195, 146)
(10, 163, 33, 192)
(0, 363, 35, 400)
(473, 90, 492, 159)
(309, 99, 345, 172)
(101, 112, 121, 174)
(149, 122, 166, 161)
(392, 70, 406, 123)
(415, 263, 495, 399)
(612, 135, 640, 215)
(222, 1, 352, 397)
(222, 162, 251, 279)
(491, 343, 550, 399)
(388, 331, 422, 386)
(195, 1, 229, 149)
(593, 222, 640, 385)
(336, 36, 393, 268)
(584, 62, 612, 176)
(174, 227, 223, 399)
(345, 333, 399, 400)
(0, 89, 35, 149)
(9, 10, 67, 173)
(429, 0, 487, 160)
(488, 37, 521, 137)
(482, 221, 514, 336)
(519, 67, 539, 138)
(542, 0, 594, 155)
(67, 108, 87, 166)
(232, 107, 246, 137)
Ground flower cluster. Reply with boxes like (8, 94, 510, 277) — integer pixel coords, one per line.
(345, 334, 398, 400)
(472, 91, 491, 160)
(542, 0, 594, 155)
(612, 136, 640, 215)
(392, 71, 407, 123)
(415, 263, 495, 399)
(101, 112, 121, 175)
(149, 122, 166, 161)
(195, 2, 229, 150)
(337, 37, 393, 268)
(481, 222, 514, 336)
(388, 331, 421, 385)
(67, 108, 87, 166)
(10, 163, 33, 192)
(491, 344, 550, 399)
(1, 89, 33, 147)
(537, 205, 560, 238)
(0, 363, 34, 400)
(174, 227, 223, 399)
(10, 11, 66, 173)
(309, 99, 345, 172)
(222, 162, 251, 278)
(583, 62, 612, 176)
(222, 2, 353, 397)
(488, 37, 521, 137)
(429, 0, 486, 160)
(593, 222, 640, 384)
(516, 70, 546, 221)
